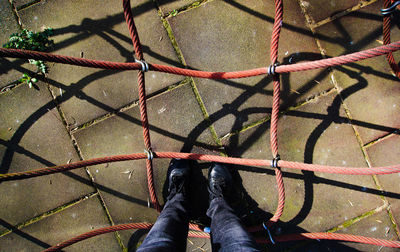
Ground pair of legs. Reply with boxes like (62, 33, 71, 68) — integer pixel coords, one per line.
(137, 160, 261, 252)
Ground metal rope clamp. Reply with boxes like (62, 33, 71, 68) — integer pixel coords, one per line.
(268, 62, 280, 76)
(144, 149, 154, 160)
(381, 1, 400, 15)
(271, 154, 280, 168)
(135, 58, 149, 72)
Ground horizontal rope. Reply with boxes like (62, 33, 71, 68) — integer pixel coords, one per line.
(41, 222, 400, 251)
(41, 222, 209, 251)
(1, 41, 400, 79)
(2, 152, 400, 181)
(256, 232, 400, 247)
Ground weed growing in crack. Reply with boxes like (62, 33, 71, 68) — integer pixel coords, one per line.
(3, 28, 54, 88)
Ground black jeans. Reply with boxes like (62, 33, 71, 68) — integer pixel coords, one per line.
(137, 194, 261, 252)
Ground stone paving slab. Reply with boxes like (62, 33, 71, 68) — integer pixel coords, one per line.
(168, 0, 334, 137)
(157, 0, 199, 14)
(222, 91, 383, 233)
(0, 1, 19, 45)
(0, 81, 94, 233)
(295, 210, 399, 251)
(0, 58, 34, 90)
(366, 134, 400, 236)
(0, 0, 30, 88)
(313, 1, 400, 145)
(336, 210, 399, 251)
(186, 236, 211, 252)
(290, 211, 397, 251)
(301, 0, 360, 23)
(73, 84, 216, 244)
(0, 196, 121, 251)
(18, 0, 184, 126)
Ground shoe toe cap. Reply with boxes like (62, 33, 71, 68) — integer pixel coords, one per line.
(210, 163, 232, 181)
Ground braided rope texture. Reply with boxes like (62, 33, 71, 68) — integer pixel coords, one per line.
(1, 0, 400, 250)
(268, 0, 285, 225)
(122, 0, 160, 212)
(1, 42, 400, 77)
(383, 0, 400, 78)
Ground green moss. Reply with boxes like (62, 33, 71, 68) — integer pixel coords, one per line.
(163, 0, 211, 19)
(160, 18, 187, 66)
(327, 208, 378, 233)
(158, 10, 224, 153)
(387, 208, 400, 238)
(165, 77, 190, 92)
(189, 78, 224, 151)
(363, 129, 400, 149)
(221, 88, 336, 140)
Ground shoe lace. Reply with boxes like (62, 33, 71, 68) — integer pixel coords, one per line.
(170, 176, 185, 195)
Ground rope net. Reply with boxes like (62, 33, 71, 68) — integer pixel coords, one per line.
(1, 0, 400, 250)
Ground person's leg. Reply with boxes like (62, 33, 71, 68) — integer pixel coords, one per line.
(207, 197, 260, 251)
(206, 163, 261, 252)
(137, 159, 191, 252)
(138, 193, 189, 252)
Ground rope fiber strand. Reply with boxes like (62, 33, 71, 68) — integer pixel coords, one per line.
(123, 0, 160, 212)
(0, 41, 400, 77)
(0, 0, 399, 250)
(268, 0, 285, 227)
(2, 152, 400, 182)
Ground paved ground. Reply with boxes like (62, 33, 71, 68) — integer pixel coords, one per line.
(1, 0, 400, 251)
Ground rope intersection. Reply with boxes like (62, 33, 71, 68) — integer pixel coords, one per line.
(1, 0, 400, 250)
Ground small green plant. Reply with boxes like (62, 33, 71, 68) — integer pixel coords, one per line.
(28, 59, 48, 74)
(3, 28, 54, 75)
(19, 73, 38, 88)
(170, 9, 178, 17)
(3, 28, 54, 51)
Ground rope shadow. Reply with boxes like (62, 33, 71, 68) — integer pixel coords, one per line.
(224, 0, 398, 83)
(0, 35, 396, 232)
(1, 0, 185, 84)
(0, 219, 51, 249)
(206, 63, 387, 251)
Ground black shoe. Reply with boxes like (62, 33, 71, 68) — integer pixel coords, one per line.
(166, 159, 191, 200)
(208, 162, 233, 201)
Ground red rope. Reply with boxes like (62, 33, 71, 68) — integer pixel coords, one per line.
(122, 0, 160, 212)
(268, 0, 285, 227)
(2, 152, 400, 181)
(383, 0, 400, 78)
(256, 232, 400, 247)
(1, 41, 400, 78)
(41, 222, 400, 251)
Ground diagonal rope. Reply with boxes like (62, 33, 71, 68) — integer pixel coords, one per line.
(122, 0, 160, 212)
